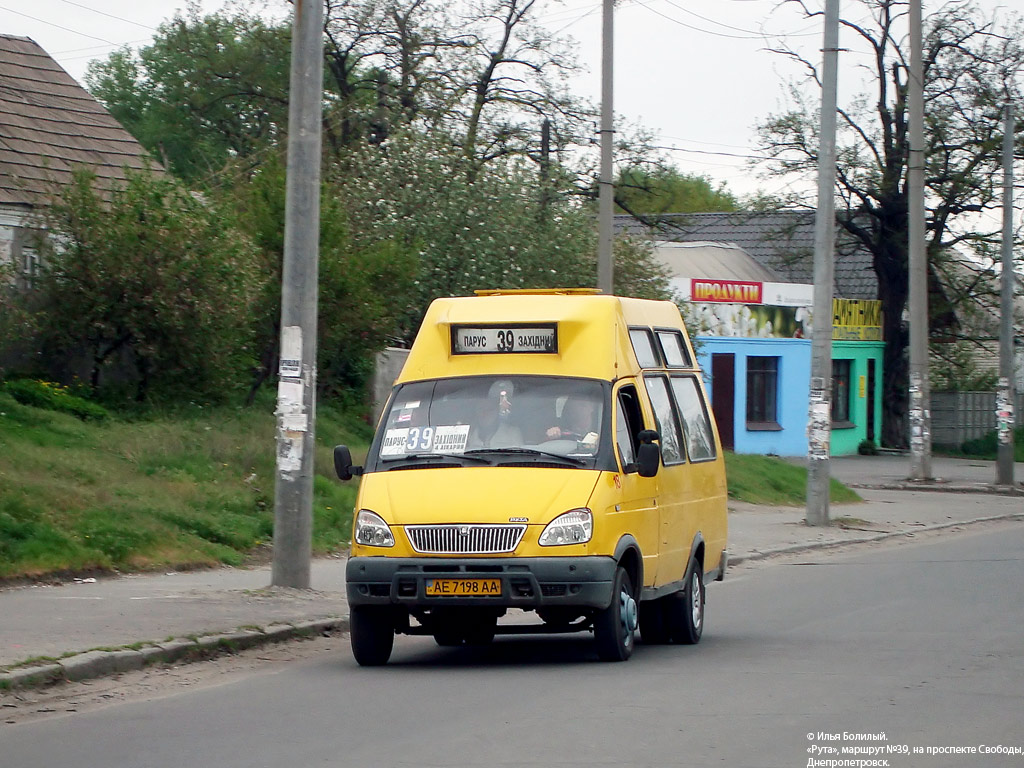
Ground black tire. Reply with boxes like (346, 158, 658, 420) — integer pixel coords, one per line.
(666, 561, 704, 645)
(350, 606, 395, 666)
(638, 599, 671, 645)
(594, 567, 638, 661)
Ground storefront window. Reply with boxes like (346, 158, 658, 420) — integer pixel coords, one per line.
(746, 356, 779, 427)
(832, 359, 852, 424)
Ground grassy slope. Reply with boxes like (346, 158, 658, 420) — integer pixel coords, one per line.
(725, 452, 861, 506)
(0, 392, 859, 581)
(0, 391, 372, 580)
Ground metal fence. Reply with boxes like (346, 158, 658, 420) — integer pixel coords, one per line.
(931, 391, 1023, 446)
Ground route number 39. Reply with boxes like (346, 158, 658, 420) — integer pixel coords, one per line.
(495, 329, 515, 352)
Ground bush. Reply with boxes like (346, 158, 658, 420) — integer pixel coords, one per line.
(857, 439, 879, 455)
(958, 427, 1024, 461)
(3, 379, 110, 421)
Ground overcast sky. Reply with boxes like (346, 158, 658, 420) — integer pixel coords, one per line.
(1, 0, 1017, 200)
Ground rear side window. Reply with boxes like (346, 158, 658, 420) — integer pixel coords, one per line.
(644, 375, 683, 465)
(629, 328, 660, 368)
(670, 376, 717, 461)
(656, 329, 691, 368)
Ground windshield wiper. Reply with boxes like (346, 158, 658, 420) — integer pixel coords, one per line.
(381, 452, 492, 465)
(463, 447, 586, 466)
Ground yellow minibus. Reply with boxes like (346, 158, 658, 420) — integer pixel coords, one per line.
(334, 289, 728, 664)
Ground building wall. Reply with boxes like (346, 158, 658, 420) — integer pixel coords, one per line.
(830, 341, 885, 455)
(696, 337, 884, 457)
(696, 336, 811, 457)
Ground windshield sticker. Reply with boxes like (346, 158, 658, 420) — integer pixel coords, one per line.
(381, 429, 410, 456)
(395, 401, 421, 424)
(432, 425, 470, 453)
(381, 425, 470, 456)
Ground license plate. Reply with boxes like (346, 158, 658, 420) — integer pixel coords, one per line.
(425, 578, 502, 596)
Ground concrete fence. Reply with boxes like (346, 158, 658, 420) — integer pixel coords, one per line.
(931, 390, 1023, 446)
(371, 347, 411, 424)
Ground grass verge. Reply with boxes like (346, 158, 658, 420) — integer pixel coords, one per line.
(725, 452, 861, 506)
(1, 388, 861, 581)
(0, 389, 372, 581)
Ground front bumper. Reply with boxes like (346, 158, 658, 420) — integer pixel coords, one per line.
(346, 556, 618, 610)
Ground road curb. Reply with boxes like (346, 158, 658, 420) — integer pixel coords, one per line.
(729, 511, 1024, 566)
(0, 617, 349, 691)
(849, 482, 1024, 496)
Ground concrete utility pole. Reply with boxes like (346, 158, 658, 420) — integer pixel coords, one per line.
(997, 102, 1016, 486)
(272, 0, 324, 589)
(907, 0, 933, 480)
(597, 0, 614, 294)
(806, 0, 841, 527)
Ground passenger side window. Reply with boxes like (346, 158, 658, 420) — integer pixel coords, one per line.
(670, 376, 717, 461)
(644, 375, 684, 465)
(615, 385, 645, 470)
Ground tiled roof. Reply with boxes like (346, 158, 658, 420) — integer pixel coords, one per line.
(616, 211, 879, 300)
(0, 35, 156, 207)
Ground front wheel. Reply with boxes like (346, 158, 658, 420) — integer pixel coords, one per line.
(594, 567, 638, 661)
(350, 606, 395, 666)
(666, 561, 704, 645)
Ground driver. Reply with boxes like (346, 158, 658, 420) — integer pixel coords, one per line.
(546, 397, 600, 451)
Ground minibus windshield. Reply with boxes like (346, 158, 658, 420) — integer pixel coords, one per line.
(371, 376, 606, 469)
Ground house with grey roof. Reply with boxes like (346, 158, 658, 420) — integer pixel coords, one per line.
(618, 210, 1022, 451)
(616, 211, 885, 456)
(0, 34, 157, 289)
(616, 210, 880, 301)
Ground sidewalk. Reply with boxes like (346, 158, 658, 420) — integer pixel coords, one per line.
(2, 455, 1021, 687)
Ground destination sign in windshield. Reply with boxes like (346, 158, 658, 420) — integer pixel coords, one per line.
(451, 324, 558, 354)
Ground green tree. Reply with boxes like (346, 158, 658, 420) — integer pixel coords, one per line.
(213, 153, 416, 403)
(756, 0, 1024, 447)
(615, 166, 738, 216)
(31, 168, 263, 402)
(86, 3, 292, 182)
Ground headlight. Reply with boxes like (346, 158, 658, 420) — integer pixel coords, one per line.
(353, 509, 394, 547)
(539, 508, 592, 546)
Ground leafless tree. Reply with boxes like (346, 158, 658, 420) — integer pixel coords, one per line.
(756, 0, 1023, 446)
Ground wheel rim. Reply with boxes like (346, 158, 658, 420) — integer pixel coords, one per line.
(621, 588, 638, 642)
(690, 571, 703, 630)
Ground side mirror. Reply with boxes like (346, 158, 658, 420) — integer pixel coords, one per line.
(636, 429, 661, 478)
(333, 445, 363, 481)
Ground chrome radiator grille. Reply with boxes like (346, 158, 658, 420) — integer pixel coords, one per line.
(405, 524, 526, 554)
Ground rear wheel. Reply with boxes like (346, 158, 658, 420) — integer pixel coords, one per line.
(666, 561, 704, 645)
(594, 567, 637, 661)
(350, 606, 395, 666)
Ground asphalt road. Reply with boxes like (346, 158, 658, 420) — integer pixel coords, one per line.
(4, 523, 1023, 768)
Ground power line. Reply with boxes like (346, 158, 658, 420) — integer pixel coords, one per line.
(628, 0, 774, 40)
(0, 4, 116, 45)
(654, 144, 770, 162)
(54, 0, 156, 31)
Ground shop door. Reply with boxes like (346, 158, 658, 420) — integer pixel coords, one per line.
(867, 358, 877, 442)
(711, 353, 735, 449)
